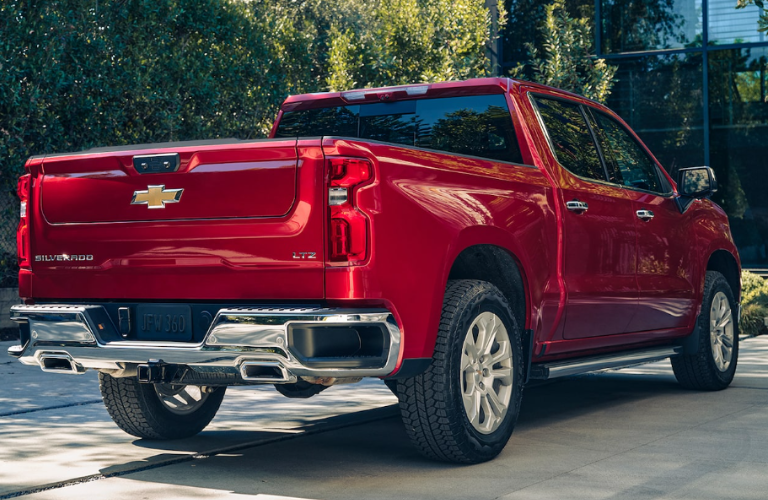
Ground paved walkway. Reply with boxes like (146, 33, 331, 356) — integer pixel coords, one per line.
(1, 337, 766, 500)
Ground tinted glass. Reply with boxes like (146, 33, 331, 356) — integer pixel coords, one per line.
(533, 97, 606, 181)
(709, 47, 768, 266)
(709, 0, 767, 45)
(593, 111, 664, 193)
(601, 0, 702, 53)
(275, 95, 524, 164)
(605, 53, 704, 177)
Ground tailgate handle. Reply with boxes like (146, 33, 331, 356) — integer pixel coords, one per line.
(133, 153, 180, 174)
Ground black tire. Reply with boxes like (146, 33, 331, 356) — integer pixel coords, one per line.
(99, 373, 226, 439)
(672, 271, 739, 391)
(395, 279, 524, 463)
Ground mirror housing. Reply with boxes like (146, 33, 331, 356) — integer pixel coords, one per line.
(678, 166, 717, 199)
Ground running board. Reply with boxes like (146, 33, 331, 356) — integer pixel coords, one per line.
(529, 346, 682, 380)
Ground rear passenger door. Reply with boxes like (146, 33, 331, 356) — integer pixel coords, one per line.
(532, 96, 639, 339)
(588, 110, 697, 332)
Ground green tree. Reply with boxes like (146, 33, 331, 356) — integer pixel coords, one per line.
(0, 0, 314, 189)
(321, 0, 506, 91)
(511, 0, 616, 103)
(736, 0, 768, 33)
(0, 0, 507, 191)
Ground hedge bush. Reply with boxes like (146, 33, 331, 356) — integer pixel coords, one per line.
(0, 0, 503, 190)
(740, 270, 768, 337)
(0, 0, 316, 189)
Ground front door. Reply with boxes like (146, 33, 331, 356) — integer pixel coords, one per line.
(589, 109, 697, 332)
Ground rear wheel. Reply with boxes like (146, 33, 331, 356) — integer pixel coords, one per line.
(672, 271, 739, 391)
(395, 280, 524, 463)
(99, 373, 226, 439)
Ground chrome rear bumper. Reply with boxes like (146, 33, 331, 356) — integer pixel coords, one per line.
(9, 304, 401, 383)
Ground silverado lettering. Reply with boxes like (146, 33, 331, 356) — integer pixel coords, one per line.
(9, 78, 741, 464)
(34, 255, 94, 262)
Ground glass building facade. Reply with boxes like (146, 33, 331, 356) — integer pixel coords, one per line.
(501, 0, 768, 269)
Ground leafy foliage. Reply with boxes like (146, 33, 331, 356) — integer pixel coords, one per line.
(0, 0, 315, 189)
(318, 0, 505, 90)
(0, 0, 504, 192)
(510, 0, 616, 103)
(740, 270, 768, 337)
(736, 0, 768, 33)
(0, 251, 18, 289)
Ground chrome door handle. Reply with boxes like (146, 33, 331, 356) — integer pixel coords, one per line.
(636, 209, 655, 221)
(566, 200, 589, 213)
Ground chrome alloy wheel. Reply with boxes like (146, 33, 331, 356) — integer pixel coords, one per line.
(154, 384, 210, 415)
(710, 291, 735, 372)
(460, 311, 514, 434)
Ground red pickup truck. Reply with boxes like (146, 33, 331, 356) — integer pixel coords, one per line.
(9, 78, 740, 463)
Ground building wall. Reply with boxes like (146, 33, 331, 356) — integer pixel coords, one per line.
(502, 0, 768, 269)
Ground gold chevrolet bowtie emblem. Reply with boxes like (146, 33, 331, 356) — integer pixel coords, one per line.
(131, 185, 183, 209)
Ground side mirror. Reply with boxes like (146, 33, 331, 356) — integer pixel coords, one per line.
(678, 167, 717, 199)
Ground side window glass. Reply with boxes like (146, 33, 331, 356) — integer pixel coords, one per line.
(533, 97, 606, 181)
(592, 111, 663, 193)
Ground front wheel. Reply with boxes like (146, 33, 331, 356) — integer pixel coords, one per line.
(395, 280, 524, 463)
(99, 373, 226, 439)
(672, 271, 739, 391)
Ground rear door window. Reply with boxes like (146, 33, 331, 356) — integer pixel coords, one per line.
(532, 97, 606, 182)
(275, 94, 524, 164)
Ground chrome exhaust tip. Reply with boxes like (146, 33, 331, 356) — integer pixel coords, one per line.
(39, 353, 85, 374)
(239, 360, 295, 383)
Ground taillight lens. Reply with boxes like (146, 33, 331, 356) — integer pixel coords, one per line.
(327, 157, 373, 264)
(17, 174, 31, 268)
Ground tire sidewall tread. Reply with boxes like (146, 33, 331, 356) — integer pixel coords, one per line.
(99, 373, 226, 440)
(672, 271, 739, 391)
(396, 279, 524, 464)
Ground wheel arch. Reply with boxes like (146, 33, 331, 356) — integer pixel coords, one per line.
(706, 249, 741, 302)
(447, 244, 528, 330)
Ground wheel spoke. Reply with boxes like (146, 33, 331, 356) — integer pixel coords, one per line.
(475, 315, 495, 356)
(461, 354, 472, 371)
(490, 366, 513, 386)
(464, 388, 482, 427)
(721, 333, 734, 348)
(479, 393, 494, 431)
(721, 343, 732, 363)
(464, 341, 479, 362)
(490, 340, 510, 366)
(486, 386, 507, 418)
(717, 309, 732, 329)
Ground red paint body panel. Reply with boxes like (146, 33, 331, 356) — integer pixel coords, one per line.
(20, 77, 741, 370)
(26, 140, 326, 300)
(321, 138, 556, 359)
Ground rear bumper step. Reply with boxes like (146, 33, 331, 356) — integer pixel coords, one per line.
(529, 346, 682, 380)
(9, 304, 401, 382)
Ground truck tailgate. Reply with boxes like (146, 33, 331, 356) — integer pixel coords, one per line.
(27, 139, 326, 300)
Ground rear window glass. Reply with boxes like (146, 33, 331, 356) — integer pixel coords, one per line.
(275, 95, 524, 164)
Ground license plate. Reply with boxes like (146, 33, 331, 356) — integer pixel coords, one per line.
(136, 304, 193, 341)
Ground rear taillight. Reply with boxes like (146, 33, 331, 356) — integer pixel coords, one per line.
(17, 174, 31, 268)
(327, 157, 373, 264)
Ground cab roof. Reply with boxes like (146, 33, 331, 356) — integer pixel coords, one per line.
(280, 77, 602, 112)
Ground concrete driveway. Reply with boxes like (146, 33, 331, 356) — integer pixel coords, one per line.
(1, 337, 766, 500)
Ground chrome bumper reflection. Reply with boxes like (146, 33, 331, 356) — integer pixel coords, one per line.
(9, 304, 401, 381)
